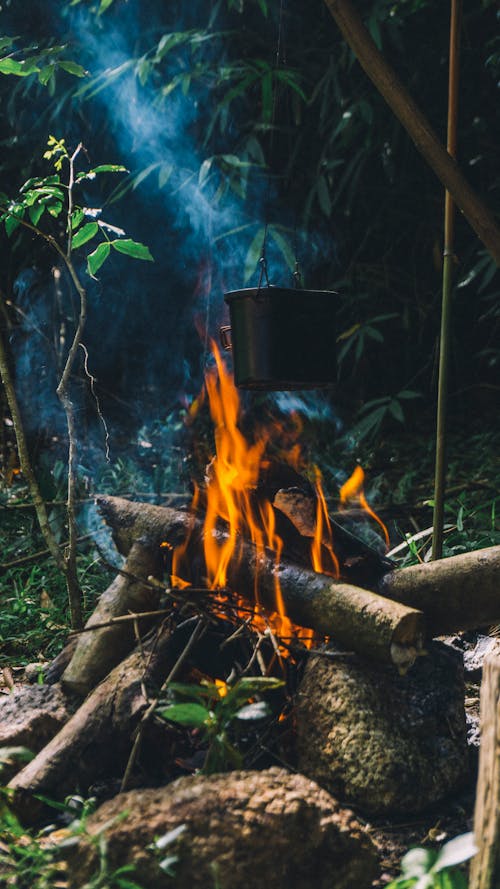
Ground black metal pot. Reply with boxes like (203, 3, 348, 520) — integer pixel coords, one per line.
(221, 286, 338, 390)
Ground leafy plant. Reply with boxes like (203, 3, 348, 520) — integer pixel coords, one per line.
(387, 832, 477, 889)
(0, 134, 153, 628)
(348, 389, 422, 443)
(156, 675, 284, 774)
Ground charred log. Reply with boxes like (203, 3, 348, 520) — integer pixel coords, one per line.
(94, 496, 424, 670)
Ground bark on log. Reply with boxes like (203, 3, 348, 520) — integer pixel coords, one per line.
(469, 643, 500, 889)
(96, 496, 424, 670)
(322, 0, 500, 266)
(61, 541, 164, 696)
(8, 626, 174, 816)
(378, 545, 500, 635)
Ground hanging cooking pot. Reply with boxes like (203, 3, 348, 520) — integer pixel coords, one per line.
(221, 286, 338, 390)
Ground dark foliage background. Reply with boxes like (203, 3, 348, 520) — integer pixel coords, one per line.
(0, 0, 499, 474)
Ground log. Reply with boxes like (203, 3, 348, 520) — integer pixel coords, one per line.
(96, 496, 425, 670)
(61, 541, 164, 696)
(378, 545, 500, 635)
(8, 625, 175, 815)
(469, 644, 500, 889)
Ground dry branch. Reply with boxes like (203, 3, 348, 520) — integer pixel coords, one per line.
(95, 496, 424, 670)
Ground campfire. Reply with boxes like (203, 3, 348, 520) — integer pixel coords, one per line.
(170, 340, 391, 655)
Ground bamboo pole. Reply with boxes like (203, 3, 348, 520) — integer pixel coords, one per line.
(322, 0, 500, 266)
(432, 0, 462, 560)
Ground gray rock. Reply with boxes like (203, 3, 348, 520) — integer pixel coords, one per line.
(296, 642, 468, 815)
(61, 768, 377, 889)
(0, 682, 74, 759)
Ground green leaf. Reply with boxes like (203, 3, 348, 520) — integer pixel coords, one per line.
(261, 70, 273, 123)
(71, 209, 85, 231)
(163, 681, 219, 702)
(58, 59, 87, 77)
(0, 57, 40, 76)
(389, 399, 405, 423)
(72, 221, 99, 248)
(28, 204, 44, 226)
(38, 64, 55, 86)
(244, 226, 265, 282)
(112, 238, 154, 261)
(47, 202, 63, 218)
(99, 0, 116, 13)
(5, 205, 24, 236)
(433, 833, 477, 872)
(87, 241, 111, 276)
(0, 38, 15, 52)
(158, 164, 173, 188)
(91, 164, 128, 174)
(317, 175, 332, 217)
(157, 702, 210, 728)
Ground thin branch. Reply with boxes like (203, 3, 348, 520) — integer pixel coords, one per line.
(120, 617, 208, 792)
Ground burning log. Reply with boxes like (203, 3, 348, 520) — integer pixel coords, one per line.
(90, 496, 425, 671)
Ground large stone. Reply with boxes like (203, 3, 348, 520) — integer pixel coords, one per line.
(0, 682, 74, 752)
(296, 642, 468, 815)
(60, 768, 377, 889)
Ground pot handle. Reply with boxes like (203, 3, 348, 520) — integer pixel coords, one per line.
(219, 325, 232, 351)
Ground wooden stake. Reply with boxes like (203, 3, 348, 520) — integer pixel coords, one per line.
(469, 645, 500, 889)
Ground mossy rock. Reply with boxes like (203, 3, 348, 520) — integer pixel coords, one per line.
(296, 642, 468, 815)
(60, 767, 377, 889)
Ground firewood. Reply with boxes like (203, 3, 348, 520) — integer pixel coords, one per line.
(378, 545, 500, 635)
(273, 487, 394, 584)
(8, 625, 175, 816)
(95, 496, 425, 671)
(61, 541, 164, 696)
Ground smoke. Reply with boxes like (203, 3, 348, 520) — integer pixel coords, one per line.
(4, 0, 340, 507)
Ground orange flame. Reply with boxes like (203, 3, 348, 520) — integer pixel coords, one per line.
(339, 465, 390, 549)
(311, 467, 340, 578)
(173, 341, 320, 651)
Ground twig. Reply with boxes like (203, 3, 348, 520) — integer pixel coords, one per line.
(120, 617, 208, 792)
(0, 533, 93, 571)
(79, 342, 110, 462)
(67, 607, 173, 636)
